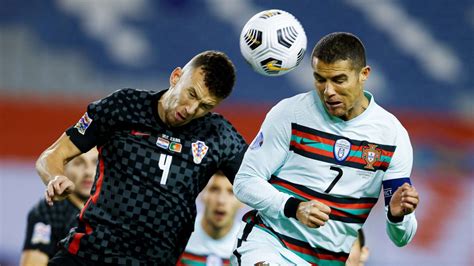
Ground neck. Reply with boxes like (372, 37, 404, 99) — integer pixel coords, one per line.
(68, 193, 86, 209)
(343, 93, 369, 121)
(201, 217, 233, 240)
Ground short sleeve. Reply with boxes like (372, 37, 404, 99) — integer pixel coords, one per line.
(22, 204, 55, 256)
(383, 125, 413, 181)
(216, 119, 248, 183)
(66, 89, 126, 152)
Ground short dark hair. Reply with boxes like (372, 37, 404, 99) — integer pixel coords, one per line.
(189, 50, 236, 99)
(311, 32, 366, 70)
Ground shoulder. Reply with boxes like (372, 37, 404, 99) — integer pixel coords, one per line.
(267, 91, 312, 119)
(204, 113, 242, 137)
(369, 101, 410, 144)
(374, 103, 408, 132)
(198, 113, 247, 151)
(108, 88, 157, 103)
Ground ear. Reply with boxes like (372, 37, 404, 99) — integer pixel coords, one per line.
(359, 66, 371, 82)
(360, 246, 370, 263)
(169, 67, 182, 87)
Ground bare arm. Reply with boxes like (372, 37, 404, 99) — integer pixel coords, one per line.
(36, 133, 83, 206)
(20, 250, 49, 266)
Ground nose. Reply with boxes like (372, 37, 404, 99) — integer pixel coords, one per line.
(216, 192, 227, 205)
(324, 82, 337, 97)
(84, 163, 96, 179)
(185, 101, 200, 116)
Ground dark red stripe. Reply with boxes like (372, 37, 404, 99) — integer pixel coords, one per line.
(283, 240, 347, 263)
(292, 129, 335, 146)
(69, 147, 104, 255)
(272, 180, 376, 210)
(181, 252, 207, 262)
(67, 233, 84, 255)
(292, 128, 395, 157)
(290, 141, 332, 157)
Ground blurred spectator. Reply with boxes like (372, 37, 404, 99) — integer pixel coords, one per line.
(178, 171, 243, 266)
(20, 148, 98, 266)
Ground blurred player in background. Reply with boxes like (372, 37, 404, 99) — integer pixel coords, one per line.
(346, 229, 370, 266)
(178, 171, 243, 266)
(232, 32, 419, 265)
(36, 50, 247, 265)
(20, 148, 97, 266)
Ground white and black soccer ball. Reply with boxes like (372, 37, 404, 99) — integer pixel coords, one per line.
(240, 9, 307, 76)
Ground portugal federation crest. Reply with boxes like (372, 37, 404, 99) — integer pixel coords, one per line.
(362, 144, 381, 170)
(191, 141, 208, 164)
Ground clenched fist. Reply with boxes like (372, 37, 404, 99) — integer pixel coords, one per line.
(296, 200, 331, 228)
(389, 183, 419, 218)
(45, 175, 75, 206)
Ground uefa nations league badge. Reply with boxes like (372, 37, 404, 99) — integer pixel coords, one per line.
(334, 139, 351, 162)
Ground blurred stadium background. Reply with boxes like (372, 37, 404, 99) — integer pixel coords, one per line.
(0, 0, 472, 265)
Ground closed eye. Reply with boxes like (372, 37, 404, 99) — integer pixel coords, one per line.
(188, 90, 197, 98)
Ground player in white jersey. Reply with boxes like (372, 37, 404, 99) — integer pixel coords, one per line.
(231, 32, 419, 266)
(179, 171, 242, 266)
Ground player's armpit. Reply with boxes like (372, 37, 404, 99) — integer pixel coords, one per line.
(20, 249, 49, 266)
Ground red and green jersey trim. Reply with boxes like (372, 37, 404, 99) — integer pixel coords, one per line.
(290, 123, 396, 172)
(243, 210, 348, 266)
(270, 176, 378, 223)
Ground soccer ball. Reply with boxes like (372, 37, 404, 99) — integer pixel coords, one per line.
(240, 9, 307, 76)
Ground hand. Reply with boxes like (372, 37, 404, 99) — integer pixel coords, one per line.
(296, 200, 331, 228)
(389, 183, 419, 218)
(45, 176, 75, 206)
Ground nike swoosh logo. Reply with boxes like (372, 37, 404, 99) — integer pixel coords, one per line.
(300, 139, 320, 145)
(266, 61, 293, 71)
(131, 130, 150, 136)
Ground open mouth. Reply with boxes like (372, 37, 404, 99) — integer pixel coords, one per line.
(214, 210, 227, 220)
(175, 112, 186, 121)
(82, 180, 94, 188)
(325, 101, 342, 108)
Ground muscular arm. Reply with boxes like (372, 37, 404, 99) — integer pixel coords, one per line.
(20, 250, 49, 266)
(36, 133, 82, 205)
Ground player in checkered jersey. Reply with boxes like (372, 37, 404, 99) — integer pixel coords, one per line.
(21, 148, 97, 266)
(36, 51, 248, 265)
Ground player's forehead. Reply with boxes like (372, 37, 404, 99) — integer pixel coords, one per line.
(187, 68, 221, 105)
(207, 173, 231, 189)
(312, 58, 355, 77)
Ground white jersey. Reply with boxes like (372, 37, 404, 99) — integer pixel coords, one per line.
(234, 90, 417, 264)
(179, 213, 240, 266)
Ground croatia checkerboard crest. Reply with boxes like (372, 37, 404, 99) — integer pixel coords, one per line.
(240, 9, 307, 76)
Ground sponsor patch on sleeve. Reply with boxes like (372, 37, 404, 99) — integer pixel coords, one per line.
(31, 222, 51, 245)
(74, 112, 93, 135)
(250, 131, 264, 150)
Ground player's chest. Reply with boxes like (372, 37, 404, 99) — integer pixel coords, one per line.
(289, 123, 396, 173)
(106, 128, 217, 170)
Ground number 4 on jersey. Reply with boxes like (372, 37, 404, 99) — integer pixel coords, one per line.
(159, 154, 172, 185)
